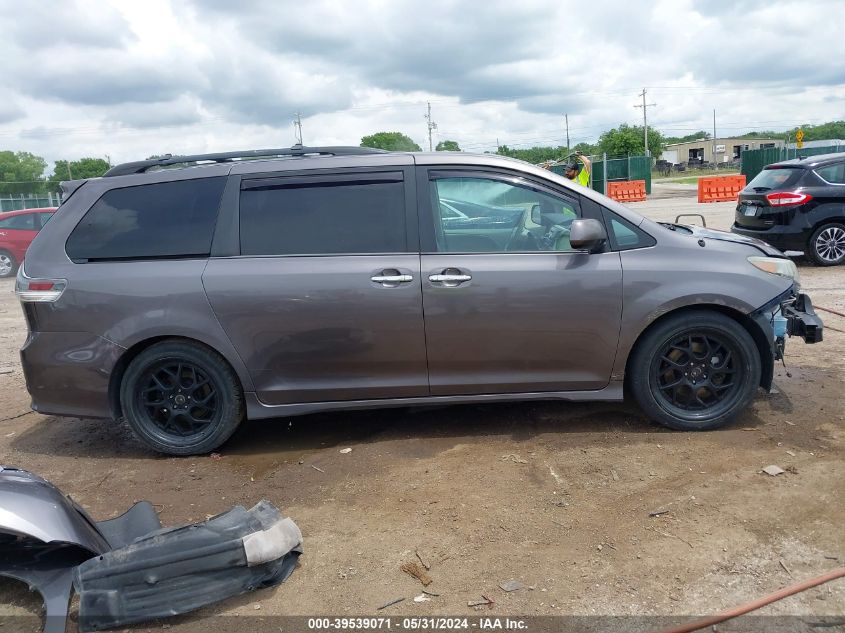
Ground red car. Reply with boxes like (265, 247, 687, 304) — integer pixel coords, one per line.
(0, 208, 57, 278)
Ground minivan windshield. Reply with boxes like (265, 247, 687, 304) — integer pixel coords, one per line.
(746, 166, 803, 191)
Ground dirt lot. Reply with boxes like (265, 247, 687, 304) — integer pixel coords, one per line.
(1, 195, 844, 630)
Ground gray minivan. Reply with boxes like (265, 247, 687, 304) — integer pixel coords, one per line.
(17, 147, 823, 455)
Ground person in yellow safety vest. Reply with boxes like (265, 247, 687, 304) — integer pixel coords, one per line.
(564, 153, 591, 186)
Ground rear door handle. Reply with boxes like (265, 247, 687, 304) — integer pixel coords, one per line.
(371, 274, 414, 283)
(371, 268, 414, 287)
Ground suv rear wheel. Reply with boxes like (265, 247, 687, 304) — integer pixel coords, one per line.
(808, 222, 845, 266)
(629, 311, 761, 431)
(120, 340, 244, 455)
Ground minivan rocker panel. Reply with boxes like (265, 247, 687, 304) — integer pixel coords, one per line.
(18, 148, 822, 455)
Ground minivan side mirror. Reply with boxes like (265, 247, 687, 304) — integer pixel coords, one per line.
(569, 218, 607, 252)
(530, 204, 542, 225)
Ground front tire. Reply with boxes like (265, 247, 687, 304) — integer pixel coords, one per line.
(120, 340, 244, 455)
(629, 311, 761, 431)
(808, 222, 845, 266)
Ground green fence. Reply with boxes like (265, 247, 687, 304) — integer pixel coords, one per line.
(741, 145, 845, 182)
(551, 154, 651, 196)
(0, 193, 61, 212)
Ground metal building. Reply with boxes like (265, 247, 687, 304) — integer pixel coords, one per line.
(662, 137, 784, 166)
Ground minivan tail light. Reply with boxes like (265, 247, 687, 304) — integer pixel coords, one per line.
(765, 191, 813, 207)
(15, 266, 66, 303)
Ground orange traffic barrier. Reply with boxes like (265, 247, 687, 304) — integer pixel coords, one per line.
(698, 175, 747, 203)
(606, 180, 647, 202)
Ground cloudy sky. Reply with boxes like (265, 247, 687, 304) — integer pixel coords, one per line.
(2, 0, 844, 169)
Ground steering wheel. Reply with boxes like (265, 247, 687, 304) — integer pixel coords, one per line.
(540, 224, 569, 250)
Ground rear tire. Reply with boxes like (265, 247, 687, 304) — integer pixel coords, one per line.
(0, 251, 16, 278)
(120, 340, 244, 455)
(629, 311, 761, 431)
(808, 222, 845, 266)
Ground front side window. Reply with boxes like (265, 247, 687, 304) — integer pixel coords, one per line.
(0, 214, 36, 230)
(66, 177, 226, 262)
(429, 176, 580, 253)
(239, 176, 406, 256)
(603, 211, 656, 251)
(816, 163, 845, 184)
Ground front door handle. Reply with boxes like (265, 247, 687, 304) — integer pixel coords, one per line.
(429, 274, 472, 283)
(428, 268, 472, 287)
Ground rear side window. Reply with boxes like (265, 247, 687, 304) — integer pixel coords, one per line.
(746, 167, 803, 190)
(815, 163, 845, 184)
(239, 176, 406, 256)
(0, 214, 35, 230)
(66, 177, 226, 262)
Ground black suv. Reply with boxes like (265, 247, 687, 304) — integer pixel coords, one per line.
(732, 153, 845, 266)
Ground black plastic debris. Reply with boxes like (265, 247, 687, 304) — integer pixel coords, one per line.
(75, 501, 301, 631)
(0, 466, 302, 633)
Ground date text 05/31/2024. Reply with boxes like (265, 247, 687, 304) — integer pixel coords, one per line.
(307, 618, 529, 630)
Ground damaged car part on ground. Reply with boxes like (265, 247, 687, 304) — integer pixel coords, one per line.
(0, 466, 302, 633)
(18, 146, 823, 455)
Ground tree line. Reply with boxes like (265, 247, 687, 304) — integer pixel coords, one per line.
(361, 120, 845, 164)
(0, 152, 110, 195)
(3, 120, 842, 194)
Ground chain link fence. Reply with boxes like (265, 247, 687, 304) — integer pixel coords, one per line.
(0, 192, 61, 212)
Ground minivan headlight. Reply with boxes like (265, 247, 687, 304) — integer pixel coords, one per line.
(747, 256, 800, 284)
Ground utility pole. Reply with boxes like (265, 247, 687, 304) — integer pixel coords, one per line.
(293, 112, 303, 145)
(424, 102, 437, 151)
(634, 88, 657, 156)
(712, 109, 717, 165)
(564, 113, 570, 151)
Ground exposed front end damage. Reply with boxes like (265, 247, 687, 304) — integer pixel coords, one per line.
(0, 467, 301, 633)
(748, 285, 824, 391)
(782, 292, 824, 344)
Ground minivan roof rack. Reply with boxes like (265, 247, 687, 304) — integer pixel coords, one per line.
(103, 145, 389, 177)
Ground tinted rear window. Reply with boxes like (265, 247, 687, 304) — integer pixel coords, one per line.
(746, 167, 803, 190)
(239, 177, 406, 256)
(66, 177, 226, 262)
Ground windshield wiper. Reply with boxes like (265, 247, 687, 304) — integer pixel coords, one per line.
(752, 186, 771, 192)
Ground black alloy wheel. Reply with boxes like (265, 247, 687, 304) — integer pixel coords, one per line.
(138, 361, 219, 441)
(651, 331, 741, 419)
(629, 311, 761, 431)
(120, 340, 244, 455)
